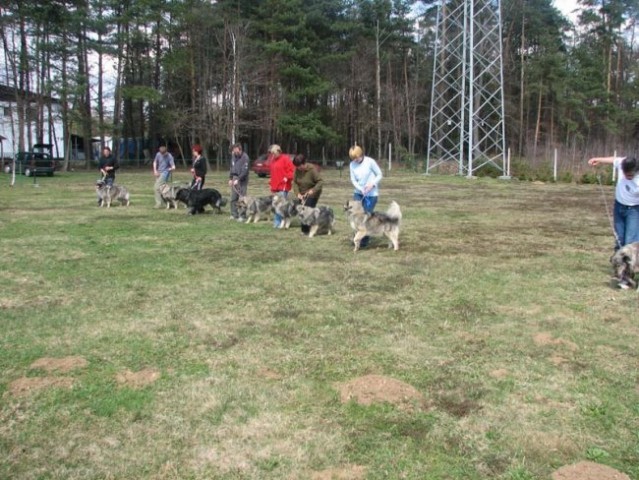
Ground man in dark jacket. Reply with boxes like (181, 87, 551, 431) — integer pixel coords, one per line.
(228, 143, 250, 221)
(98, 146, 119, 186)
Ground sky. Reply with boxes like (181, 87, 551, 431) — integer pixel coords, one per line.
(553, 0, 581, 21)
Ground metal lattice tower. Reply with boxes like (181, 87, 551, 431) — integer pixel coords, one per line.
(426, 0, 507, 177)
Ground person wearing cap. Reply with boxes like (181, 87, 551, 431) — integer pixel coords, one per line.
(293, 153, 324, 235)
(190, 144, 207, 190)
(153, 144, 176, 208)
(268, 144, 295, 228)
(349, 144, 383, 247)
(228, 143, 250, 221)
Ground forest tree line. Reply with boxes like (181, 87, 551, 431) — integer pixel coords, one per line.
(1, 0, 638, 173)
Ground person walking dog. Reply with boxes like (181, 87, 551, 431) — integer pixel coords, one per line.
(349, 145, 383, 247)
(153, 144, 176, 208)
(588, 154, 639, 251)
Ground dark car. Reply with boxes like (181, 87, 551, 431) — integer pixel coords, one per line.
(251, 153, 320, 177)
(6, 147, 57, 177)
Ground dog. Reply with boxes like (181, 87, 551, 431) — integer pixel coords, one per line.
(95, 180, 108, 206)
(160, 183, 190, 209)
(610, 242, 639, 289)
(296, 204, 335, 237)
(344, 199, 402, 251)
(272, 195, 300, 229)
(174, 187, 192, 209)
(96, 180, 130, 208)
(237, 195, 273, 223)
(186, 188, 227, 215)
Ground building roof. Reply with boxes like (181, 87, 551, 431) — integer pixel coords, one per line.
(0, 84, 60, 104)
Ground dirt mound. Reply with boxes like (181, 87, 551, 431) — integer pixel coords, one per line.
(115, 368, 161, 388)
(8, 376, 74, 397)
(311, 464, 366, 480)
(335, 374, 424, 409)
(552, 461, 630, 480)
(30, 356, 88, 373)
(533, 332, 578, 351)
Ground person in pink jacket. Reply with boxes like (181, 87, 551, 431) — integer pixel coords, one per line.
(268, 144, 295, 228)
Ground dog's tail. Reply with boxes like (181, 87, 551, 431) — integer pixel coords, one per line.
(386, 201, 402, 222)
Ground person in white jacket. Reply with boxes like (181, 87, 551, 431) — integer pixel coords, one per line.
(349, 145, 383, 247)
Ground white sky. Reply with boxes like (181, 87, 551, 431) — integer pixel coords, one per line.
(553, 0, 581, 21)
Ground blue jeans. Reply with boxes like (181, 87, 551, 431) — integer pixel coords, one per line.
(614, 200, 639, 250)
(353, 193, 378, 247)
(273, 191, 288, 227)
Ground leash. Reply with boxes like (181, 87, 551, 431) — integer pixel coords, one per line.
(596, 173, 622, 249)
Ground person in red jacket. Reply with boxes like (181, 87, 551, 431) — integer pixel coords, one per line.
(268, 144, 295, 228)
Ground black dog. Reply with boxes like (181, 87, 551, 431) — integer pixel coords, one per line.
(175, 187, 192, 209)
(185, 188, 227, 215)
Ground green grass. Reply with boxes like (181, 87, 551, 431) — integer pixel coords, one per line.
(1, 168, 638, 479)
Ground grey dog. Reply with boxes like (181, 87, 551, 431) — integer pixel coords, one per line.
(296, 204, 335, 237)
(610, 242, 639, 289)
(237, 195, 273, 223)
(344, 199, 402, 252)
(96, 181, 130, 208)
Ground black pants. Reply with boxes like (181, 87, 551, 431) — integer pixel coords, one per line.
(301, 196, 318, 234)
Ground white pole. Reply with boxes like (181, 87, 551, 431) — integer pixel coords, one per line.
(507, 147, 511, 177)
(388, 143, 392, 171)
(553, 148, 558, 182)
(612, 150, 617, 182)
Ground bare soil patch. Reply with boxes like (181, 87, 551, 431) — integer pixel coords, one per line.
(335, 374, 425, 410)
(29, 356, 88, 373)
(311, 464, 367, 480)
(533, 332, 579, 351)
(8, 376, 74, 397)
(489, 368, 509, 379)
(115, 368, 161, 388)
(551, 461, 630, 480)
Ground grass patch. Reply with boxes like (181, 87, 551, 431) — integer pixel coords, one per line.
(1, 168, 638, 479)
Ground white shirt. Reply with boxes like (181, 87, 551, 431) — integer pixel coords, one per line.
(614, 157, 639, 206)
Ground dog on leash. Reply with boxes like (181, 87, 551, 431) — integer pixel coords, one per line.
(296, 204, 335, 237)
(237, 195, 273, 223)
(96, 180, 130, 207)
(185, 188, 227, 215)
(96, 180, 108, 207)
(160, 183, 190, 209)
(344, 199, 402, 251)
(272, 195, 300, 229)
(610, 242, 639, 289)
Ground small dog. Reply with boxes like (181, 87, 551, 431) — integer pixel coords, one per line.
(272, 195, 300, 229)
(344, 199, 402, 251)
(610, 242, 639, 289)
(237, 195, 273, 223)
(186, 188, 227, 215)
(296, 204, 335, 237)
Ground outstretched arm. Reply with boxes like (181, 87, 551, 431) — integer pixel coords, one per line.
(588, 156, 621, 166)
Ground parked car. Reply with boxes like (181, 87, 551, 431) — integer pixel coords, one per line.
(7, 151, 57, 176)
(251, 152, 320, 177)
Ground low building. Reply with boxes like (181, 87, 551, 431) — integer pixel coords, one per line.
(0, 84, 65, 160)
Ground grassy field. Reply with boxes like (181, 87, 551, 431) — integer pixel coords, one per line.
(1, 167, 638, 480)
